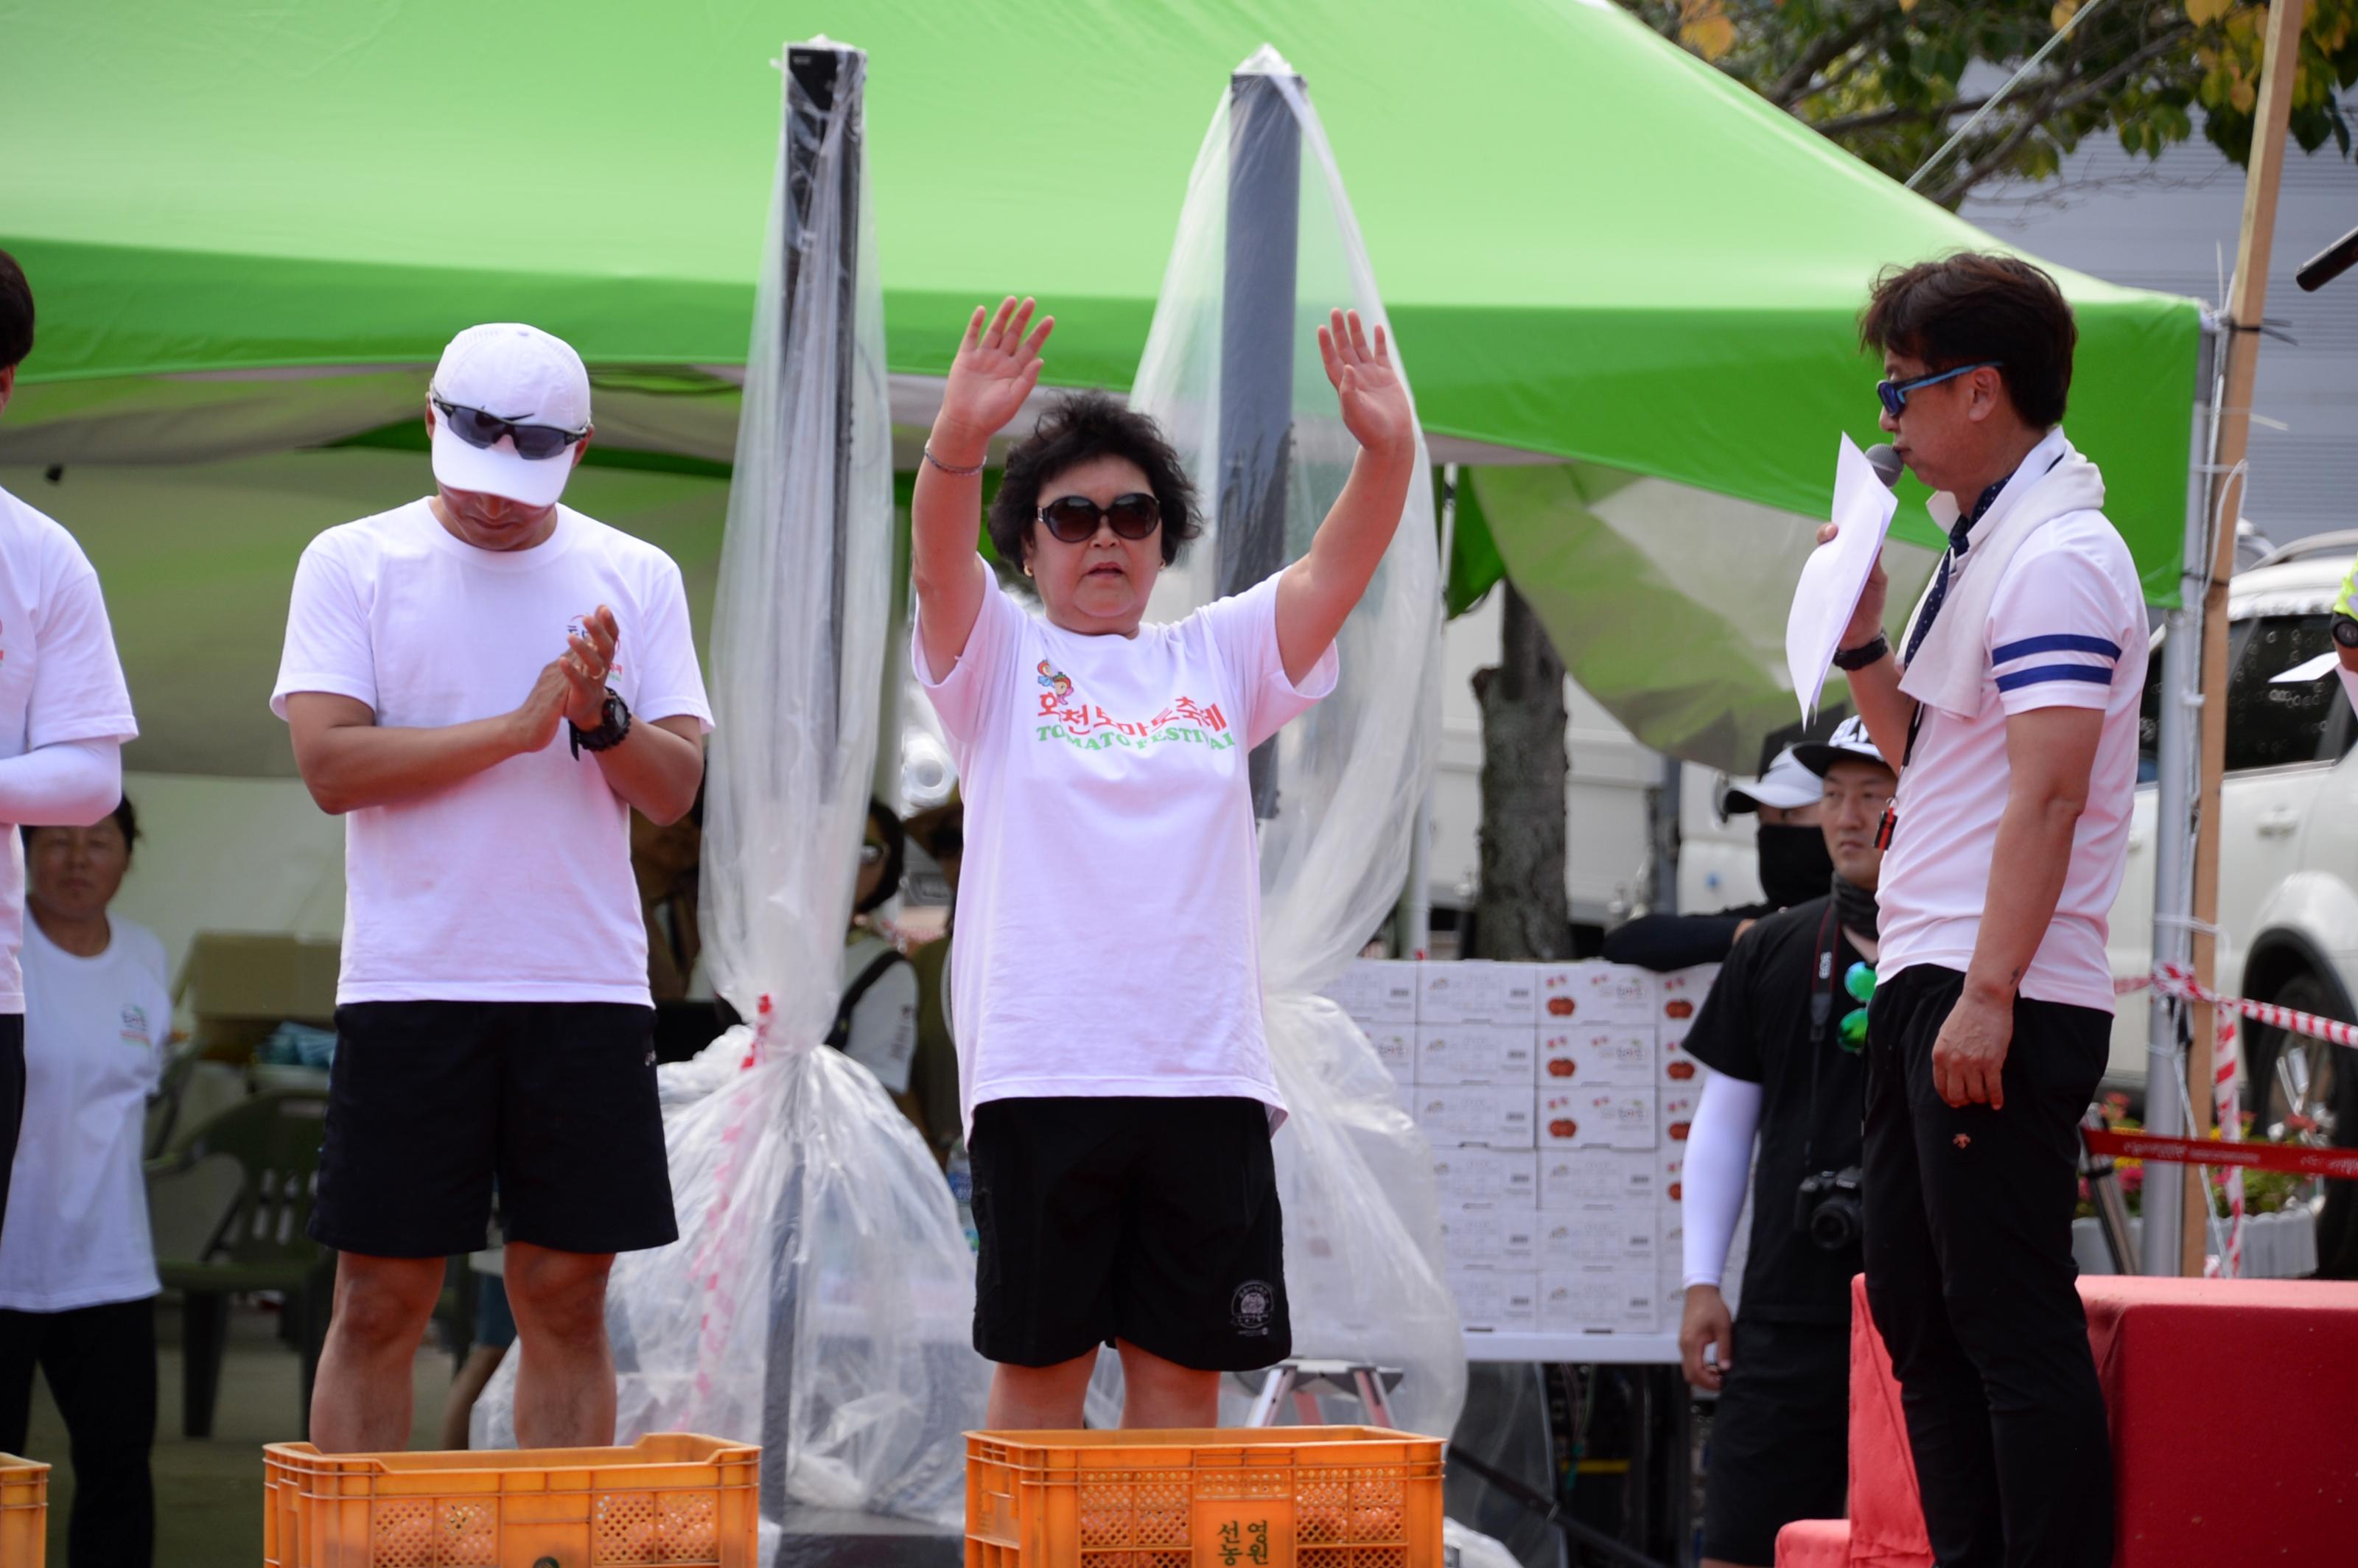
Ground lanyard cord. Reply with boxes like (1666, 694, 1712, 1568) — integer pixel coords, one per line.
(1803, 902, 1839, 1175)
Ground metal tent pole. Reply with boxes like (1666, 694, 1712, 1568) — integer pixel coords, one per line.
(1217, 66, 1302, 820)
(760, 38, 865, 1519)
(2140, 318, 2219, 1274)
(2173, 0, 2310, 1274)
(783, 41, 864, 774)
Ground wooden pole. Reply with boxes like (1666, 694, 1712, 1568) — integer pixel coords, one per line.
(2184, 0, 2311, 1275)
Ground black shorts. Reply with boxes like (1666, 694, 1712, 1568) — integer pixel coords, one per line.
(1701, 1317, 1850, 1567)
(969, 1096, 1288, 1372)
(0, 1015, 21, 1247)
(312, 1001, 676, 1259)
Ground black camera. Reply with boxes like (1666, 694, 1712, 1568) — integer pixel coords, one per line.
(1794, 1166, 1864, 1251)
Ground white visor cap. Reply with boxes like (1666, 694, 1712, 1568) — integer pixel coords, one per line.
(428, 323, 592, 508)
(1723, 747, 1822, 815)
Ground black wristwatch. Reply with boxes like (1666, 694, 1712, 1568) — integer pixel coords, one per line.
(569, 689, 632, 757)
(2334, 615, 2358, 650)
(1832, 632, 1889, 671)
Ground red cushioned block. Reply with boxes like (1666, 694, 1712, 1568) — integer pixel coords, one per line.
(1844, 1274, 1934, 1567)
(1774, 1518, 1850, 1567)
(2080, 1275, 2358, 1567)
(1843, 1270, 2358, 1567)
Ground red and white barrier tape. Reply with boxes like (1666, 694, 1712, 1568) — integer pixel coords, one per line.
(2116, 962, 2358, 1050)
(2083, 1127, 2358, 1184)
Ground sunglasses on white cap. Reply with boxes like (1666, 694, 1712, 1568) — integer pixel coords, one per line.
(432, 393, 589, 461)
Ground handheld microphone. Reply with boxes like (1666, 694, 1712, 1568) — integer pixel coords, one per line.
(1864, 444, 1904, 491)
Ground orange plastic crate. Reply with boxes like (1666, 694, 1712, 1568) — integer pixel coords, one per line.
(1, 1452, 48, 1568)
(262, 1432, 758, 1568)
(965, 1427, 1444, 1568)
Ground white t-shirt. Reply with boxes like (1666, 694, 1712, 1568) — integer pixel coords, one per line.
(0, 487, 139, 1015)
(917, 567, 1336, 1133)
(1879, 512, 2149, 1013)
(272, 500, 713, 1005)
(0, 916, 171, 1310)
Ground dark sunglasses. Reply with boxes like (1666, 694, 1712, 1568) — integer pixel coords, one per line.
(433, 393, 590, 461)
(1875, 361, 2001, 418)
(1038, 492, 1161, 545)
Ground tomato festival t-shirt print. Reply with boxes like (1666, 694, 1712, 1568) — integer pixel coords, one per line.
(1032, 657, 1239, 754)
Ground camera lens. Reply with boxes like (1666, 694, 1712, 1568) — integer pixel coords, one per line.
(1810, 1194, 1864, 1252)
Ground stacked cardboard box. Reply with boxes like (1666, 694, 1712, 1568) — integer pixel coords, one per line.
(1323, 957, 1735, 1340)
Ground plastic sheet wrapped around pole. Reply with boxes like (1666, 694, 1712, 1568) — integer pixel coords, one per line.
(1134, 46, 1463, 1440)
(474, 43, 987, 1539)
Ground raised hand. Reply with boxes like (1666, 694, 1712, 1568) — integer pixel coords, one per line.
(1318, 309, 1413, 461)
(934, 296, 1054, 460)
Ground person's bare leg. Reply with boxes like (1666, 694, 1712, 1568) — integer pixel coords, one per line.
(985, 1351, 1098, 1429)
(1115, 1340, 1220, 1429)
(437, 1343, 510, 1450)
(309, 1254, 446, 1452)
(504, 1242, 617, 1447)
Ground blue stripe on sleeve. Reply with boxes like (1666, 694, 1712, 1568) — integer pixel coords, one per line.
(1990, 633, 2122, 665)
(1994, 664, 2114, 693)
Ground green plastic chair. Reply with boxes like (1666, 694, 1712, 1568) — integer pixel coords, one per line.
(146, 1088, 334, 1439)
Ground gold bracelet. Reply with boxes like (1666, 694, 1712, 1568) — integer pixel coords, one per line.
(922, 444, 984, 477)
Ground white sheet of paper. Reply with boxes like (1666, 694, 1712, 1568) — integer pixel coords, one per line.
(2270, 651, 2340, 684)
(1787, 434, 1900, 721)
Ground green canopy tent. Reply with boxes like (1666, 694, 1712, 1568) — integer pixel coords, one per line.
(1, 0, 2202, 778)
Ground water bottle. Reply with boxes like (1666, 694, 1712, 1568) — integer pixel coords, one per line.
(946, 1142, 980, 1253)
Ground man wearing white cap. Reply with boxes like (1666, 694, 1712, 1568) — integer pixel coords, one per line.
(274, 323, 712, 1452)
(1676, 718, 1892, 1567)
(1603, 743, 1833, 972)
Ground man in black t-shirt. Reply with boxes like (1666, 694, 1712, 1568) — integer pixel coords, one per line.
(1674, 717, 1894, 1568)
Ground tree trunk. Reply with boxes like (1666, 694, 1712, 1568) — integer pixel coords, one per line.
(1471, 582, 1571, 960)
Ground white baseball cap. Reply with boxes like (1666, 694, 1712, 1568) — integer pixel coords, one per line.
(1794, 715, 1892, 778)
(427, 323, 592, 508)
(1723, 747, 1822, 815)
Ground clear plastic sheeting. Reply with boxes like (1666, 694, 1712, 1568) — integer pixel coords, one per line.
(475, 42, 986, 1539)
(1133, 46, 1462, 1440)
(1443, 1364, 1564, 1568)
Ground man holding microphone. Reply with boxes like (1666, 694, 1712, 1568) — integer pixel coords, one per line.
(1822, 254, 2142, 1567)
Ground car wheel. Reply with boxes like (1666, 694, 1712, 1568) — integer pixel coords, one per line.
(2240, 972, 2358, 1278)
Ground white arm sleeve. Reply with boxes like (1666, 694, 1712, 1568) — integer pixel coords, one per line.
(0, 738, 123, 827)
(1680, 1071, 1763, 1290)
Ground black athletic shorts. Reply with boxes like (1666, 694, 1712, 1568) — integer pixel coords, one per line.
(1702, 1316, 1851, 1566)
(0, 1015, 21, 1247)
(968, 1095, 1289, 1372)
(311, 1001, 676, 1259)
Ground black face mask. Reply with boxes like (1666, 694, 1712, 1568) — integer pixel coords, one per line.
(1831, 872, 1880, 941)
(1757, 822, 1835, 909)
